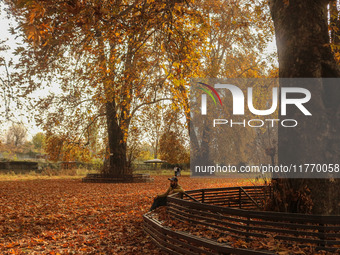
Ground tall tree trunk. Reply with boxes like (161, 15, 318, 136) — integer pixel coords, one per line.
(106, 101, 131, 176)
(98, 34, 132, 177)
(269, 0, 340, 215)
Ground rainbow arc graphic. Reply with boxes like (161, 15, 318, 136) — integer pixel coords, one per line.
(197, 82, 223, 106)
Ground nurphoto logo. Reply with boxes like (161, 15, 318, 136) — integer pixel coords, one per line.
(198, 82, 312, 128)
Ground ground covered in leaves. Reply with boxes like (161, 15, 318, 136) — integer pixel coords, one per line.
(0, 176, 245, 254)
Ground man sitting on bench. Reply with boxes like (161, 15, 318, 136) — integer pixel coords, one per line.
(150, 177, 184, 211)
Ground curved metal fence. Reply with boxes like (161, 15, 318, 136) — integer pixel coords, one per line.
(144, 186, 340, 254)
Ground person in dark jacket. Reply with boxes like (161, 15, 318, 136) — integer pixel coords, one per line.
(176, 166, 181, 177)
(150, 177, 184, 211)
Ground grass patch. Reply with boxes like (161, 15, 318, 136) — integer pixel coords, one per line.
(0, 168, 97, 181)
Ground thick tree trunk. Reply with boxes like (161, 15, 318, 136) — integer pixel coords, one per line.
(98, 34, 132, 178)
(105, 101, 131, 176)
(269, 0, 340, 215)
(270, 0, 340, 78)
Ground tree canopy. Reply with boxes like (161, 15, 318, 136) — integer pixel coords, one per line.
(3, 0, 274, 175)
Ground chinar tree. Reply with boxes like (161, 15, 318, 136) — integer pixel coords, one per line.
(4, 0, 204, 177)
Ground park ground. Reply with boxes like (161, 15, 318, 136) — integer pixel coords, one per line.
(0, 173, 252, 254)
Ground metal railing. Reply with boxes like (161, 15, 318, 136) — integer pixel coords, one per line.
(144, 186, 340, 254)
(182, 186, 271, 209)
